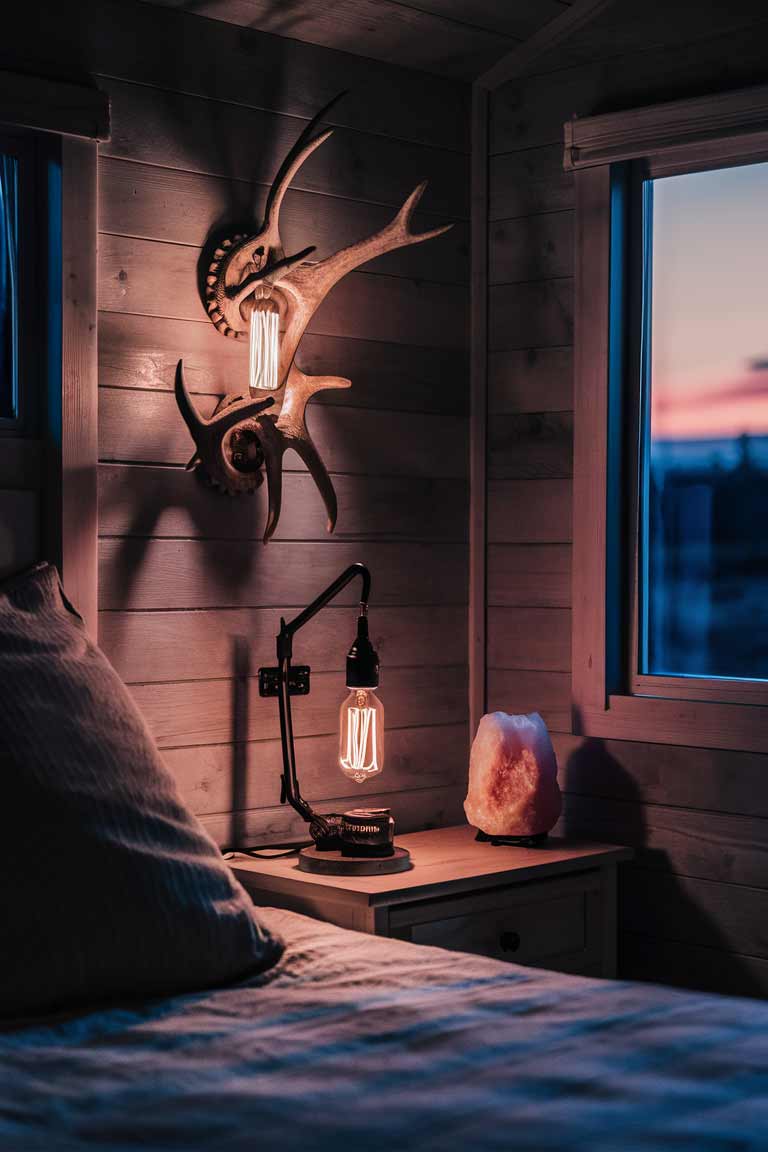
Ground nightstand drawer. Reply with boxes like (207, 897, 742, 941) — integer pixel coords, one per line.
(389, 872, 604, 974)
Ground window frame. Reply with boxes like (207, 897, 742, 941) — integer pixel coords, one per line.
(569, 82, 768, 753)
(0, 130, 38, 435)
(0, 67, 108, 634)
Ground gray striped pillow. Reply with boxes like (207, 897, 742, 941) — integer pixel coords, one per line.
(0, 563, 282, 1017)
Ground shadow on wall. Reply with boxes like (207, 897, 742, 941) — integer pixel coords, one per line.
(230, 635, 250, 851)
(100, 18, 305, 618)
(561, 735, 764, 999)
(97, 467, 266, 614)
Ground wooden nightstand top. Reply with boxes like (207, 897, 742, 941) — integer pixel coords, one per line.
(230, 824, 632, 910)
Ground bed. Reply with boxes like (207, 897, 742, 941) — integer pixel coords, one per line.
(2, 566, 767, 1150)
(3, 904, 767, 1152)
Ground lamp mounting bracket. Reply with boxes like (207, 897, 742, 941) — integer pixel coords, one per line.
(259, 665, 310, 698)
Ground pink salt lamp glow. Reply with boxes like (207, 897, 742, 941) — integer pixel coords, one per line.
(464, 711, 562, 839)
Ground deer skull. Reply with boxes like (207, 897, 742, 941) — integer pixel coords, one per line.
(176, 93, 453, 542)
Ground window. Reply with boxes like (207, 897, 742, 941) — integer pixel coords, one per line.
(640, 162, 768, 682)
(0, 152, 19, 421)
(0, 69, 107, 628)
(567, 82, 768, 750)
(0, 133, 37, 434)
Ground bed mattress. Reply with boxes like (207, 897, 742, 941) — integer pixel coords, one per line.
(2, 906, 767, 1151)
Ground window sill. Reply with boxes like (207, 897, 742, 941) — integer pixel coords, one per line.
(578, 693, 768, 754)
(631, 674, 768, 708)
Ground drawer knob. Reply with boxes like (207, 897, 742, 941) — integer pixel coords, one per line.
(499, 930, 521, 953)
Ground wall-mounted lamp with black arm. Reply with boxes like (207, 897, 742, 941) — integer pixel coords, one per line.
(258, 562, 411, 875)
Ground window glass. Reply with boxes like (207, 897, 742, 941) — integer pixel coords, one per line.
(641, 161, 768, 680)
(0, 154, 18, 420)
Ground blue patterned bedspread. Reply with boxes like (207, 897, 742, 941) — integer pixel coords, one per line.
(1, 906, 767, 1150)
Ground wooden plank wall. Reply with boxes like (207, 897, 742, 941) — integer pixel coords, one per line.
(98, 4, 471, 847)
(7, 0, 472, 847)
(486, 0, 768, 997)
(0, 448, 40, 579)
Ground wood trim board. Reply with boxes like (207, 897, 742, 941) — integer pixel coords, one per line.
(571, 164, 611, 719)
(469, 84, 489, 737)
(0, 69, 109, 141)
(564, 80, 768, 170)
(58, 139, 99, 634)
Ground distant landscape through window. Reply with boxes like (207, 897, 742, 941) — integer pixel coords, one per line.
(642, 160, 768, 680)
(0, 154, 18, 421)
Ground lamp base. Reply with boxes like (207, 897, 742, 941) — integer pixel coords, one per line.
(475, 829, 549, 848)
(298, 844, 411, 876)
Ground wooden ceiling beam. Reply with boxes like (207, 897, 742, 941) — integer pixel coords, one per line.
(476, 0, 616, 90)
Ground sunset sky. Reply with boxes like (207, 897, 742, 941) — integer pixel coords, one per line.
(650, 160, 768, 441)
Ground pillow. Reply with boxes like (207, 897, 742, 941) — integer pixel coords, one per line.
(0, 563, 282, 1017)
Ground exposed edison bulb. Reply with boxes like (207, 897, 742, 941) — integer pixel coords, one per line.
(339, 688, 384, 784)
(249, 294, 280, 393)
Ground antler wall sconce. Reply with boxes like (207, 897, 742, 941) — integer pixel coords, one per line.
(175, 93, 452, 542)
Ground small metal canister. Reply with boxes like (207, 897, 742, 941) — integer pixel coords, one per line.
(340, 808, 395, 857)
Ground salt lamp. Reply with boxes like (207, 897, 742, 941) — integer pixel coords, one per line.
(464, 712, 562, 842)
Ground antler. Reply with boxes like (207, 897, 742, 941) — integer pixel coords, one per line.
(260, 90, 347, 255)
(251, 404, 338, 543)
(183, 93, 453, 543)
(266, 363, 351, 540)
(289, 181, 454, 309)
(265, 181, 454, 394)
(176, 360, 341, 537)
(204, 92, 346, 340)
(226, 245, 315, 312)
(175, 361, 275, 489)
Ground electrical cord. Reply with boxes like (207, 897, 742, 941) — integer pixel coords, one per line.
(222, 841, 312, 861)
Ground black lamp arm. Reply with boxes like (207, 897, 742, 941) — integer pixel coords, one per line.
(277, 562, 371, 661)
(271, 563, 371, 839)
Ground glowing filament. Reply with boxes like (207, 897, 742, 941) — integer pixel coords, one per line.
(249, 303, 280, 393)
(341, 691, 379, 781)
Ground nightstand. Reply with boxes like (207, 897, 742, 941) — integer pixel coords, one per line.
(231, 825, 633, 977)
